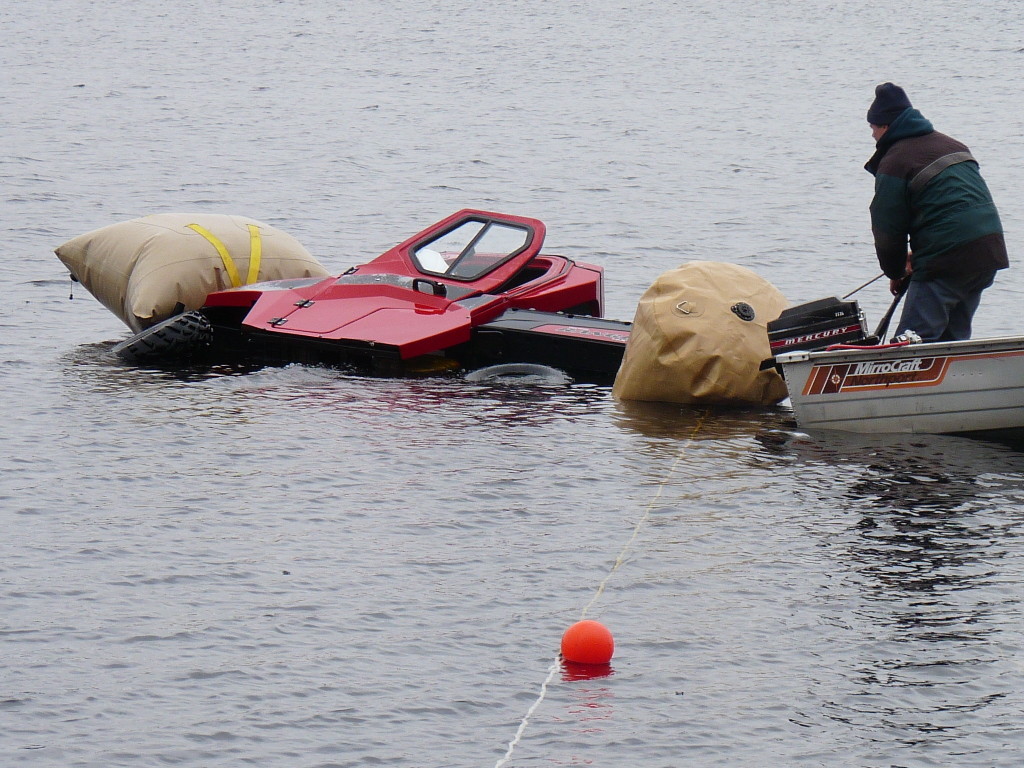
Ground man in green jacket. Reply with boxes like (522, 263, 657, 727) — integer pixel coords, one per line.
(865, 82, 1008, 342)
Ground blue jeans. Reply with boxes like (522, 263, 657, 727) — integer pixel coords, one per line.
(895, 270, 997, 342)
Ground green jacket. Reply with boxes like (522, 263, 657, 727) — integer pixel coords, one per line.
(865, 108, 1007, 281)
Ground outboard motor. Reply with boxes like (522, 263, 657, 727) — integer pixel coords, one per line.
(767, 297, 871, 359)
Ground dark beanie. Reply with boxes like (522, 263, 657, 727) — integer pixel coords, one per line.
(867, 82, 912, 125)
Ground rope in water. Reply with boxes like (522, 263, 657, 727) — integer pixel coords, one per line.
(493, 412, 708, 768)
(492, 660, 559, 768)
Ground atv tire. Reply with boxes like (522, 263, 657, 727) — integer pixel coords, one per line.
(113, 311, 213, 363)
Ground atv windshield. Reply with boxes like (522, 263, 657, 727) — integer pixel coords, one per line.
(413, 220, 531, 281)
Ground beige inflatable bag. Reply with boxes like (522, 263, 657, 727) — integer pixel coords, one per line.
(56, 213, 331, 332)
(613, 261, 789, 406)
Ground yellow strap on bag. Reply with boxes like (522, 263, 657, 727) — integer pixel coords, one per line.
(246, 224, 262, 284)
(187, 223, 242, 287)
(186, 222, 263, 287)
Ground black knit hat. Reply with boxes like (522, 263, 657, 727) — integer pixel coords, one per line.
(867, 82, 912, 125)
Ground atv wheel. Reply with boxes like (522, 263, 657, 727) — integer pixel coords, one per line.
(113, 311, 213, 363)
(464, 363, 572, 385)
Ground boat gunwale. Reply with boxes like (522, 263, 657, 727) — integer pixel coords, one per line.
(777, 334, 1024, 366)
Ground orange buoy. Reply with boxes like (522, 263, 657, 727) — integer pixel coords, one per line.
(560, 620, 614, 665)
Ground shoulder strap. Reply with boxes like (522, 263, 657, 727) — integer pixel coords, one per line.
(909, 151, 976, 193)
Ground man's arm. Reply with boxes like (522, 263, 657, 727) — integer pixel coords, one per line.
(870, 175, 912, 279)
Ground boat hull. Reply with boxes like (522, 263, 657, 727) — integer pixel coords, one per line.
(777, 336, 1024, 438)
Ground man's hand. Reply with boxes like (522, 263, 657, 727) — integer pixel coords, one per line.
(890, 274, 910, 296)
(889, 251, 912, 295)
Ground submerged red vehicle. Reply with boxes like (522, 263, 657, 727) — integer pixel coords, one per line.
(118, 209, 632, 381)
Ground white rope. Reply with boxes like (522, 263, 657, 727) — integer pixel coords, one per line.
(492, 659, 559, 768)
(493, 412, 708, 767)
(583, 411, 707, 618)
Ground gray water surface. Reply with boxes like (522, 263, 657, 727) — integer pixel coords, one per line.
(4, 1, 1024, 766)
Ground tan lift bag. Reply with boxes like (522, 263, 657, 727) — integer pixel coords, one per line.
(613, 261, 789, 406)
(56, 213, 331, 332)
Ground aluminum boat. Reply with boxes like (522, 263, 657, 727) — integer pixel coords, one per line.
(775, 335, 1024, 441)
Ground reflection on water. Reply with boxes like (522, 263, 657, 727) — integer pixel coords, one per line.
(612, 398, 795, 441)
(60, 341, 613, 426)
(762, 430, 1024, 756)
(564, 682, 614, 735)
(60, 341, 272, 387)
(560, 660, 614, 683)
(844, 451, 1008, 603)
